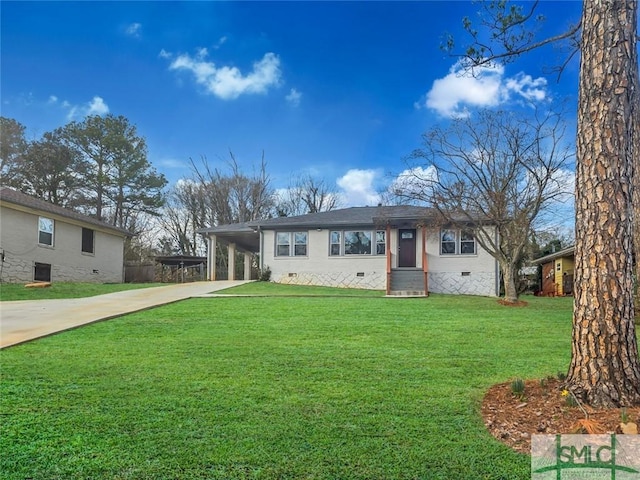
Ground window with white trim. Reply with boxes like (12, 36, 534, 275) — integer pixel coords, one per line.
(440, 229, 456, 254)
(440, 229, 476, 255)
(376, 231, 386, 255)
(330, 230, 386, 256)
(275, 232, 308, 257)
(38, 217, 54, 247)
(460, 230, 476, 254)
(345, 231, 372, 255)
(330, 231, 341, 256)
(294, 232, 307, 256)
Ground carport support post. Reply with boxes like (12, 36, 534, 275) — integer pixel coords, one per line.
(208, 235, 217, 281)
(244, 252, 251, 280)
(228, 243, 236, 281)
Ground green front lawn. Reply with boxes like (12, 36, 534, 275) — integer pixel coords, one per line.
(217, 282, 385, 296)
(1, 293, 574, 479)
(0, 282, 164, 301)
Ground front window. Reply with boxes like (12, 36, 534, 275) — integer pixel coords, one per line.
(276, 232, 290, 256)
(330, 231, 341, 256)
(294, 232, 307, 256)
(330, 230, 385, 256)
(440, 229, 456, 254)
(460, 230, 476, 254)
(38, 217, 54, 246)
(440, 229, 477, 255)
(344, 231, 372, 255)
(276, 232, 307, 257)
(376, 231, 386, 255)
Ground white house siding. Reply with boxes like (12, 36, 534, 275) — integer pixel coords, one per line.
(424, 230, 498, 297)
(260, 227, 497, 296)
(0, 206, 125, 283)
(262, 229, 386, 290)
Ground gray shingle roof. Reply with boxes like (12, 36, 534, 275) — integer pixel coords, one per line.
(247, 205, 438, 230)
(0, 187, 131, 236)
(530, 245, 575, 265)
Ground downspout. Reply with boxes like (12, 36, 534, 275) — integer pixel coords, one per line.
(386, 223, 391, 295)
(494, 227, 500, 296)
(258, 226, 264, 274)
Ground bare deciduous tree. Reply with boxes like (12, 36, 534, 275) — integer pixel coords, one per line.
(159, 153, 275, 271)
(276, 173, 340, 216)
(189, 152, 275, 226)
(160, 180, 208, 256)
(397, 108, 572, 304)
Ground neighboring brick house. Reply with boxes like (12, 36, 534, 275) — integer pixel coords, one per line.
(198, 206, 500, 297)
(0, 187, 130, 283)
(531, 246, 575, 296)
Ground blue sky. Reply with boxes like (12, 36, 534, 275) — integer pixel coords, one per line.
(2, 1, 584, 209)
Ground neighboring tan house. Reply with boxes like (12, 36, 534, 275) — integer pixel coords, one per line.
(0, 187, 130, 283)
(198, 206, 500, 297)
(531, 246, 575, 296)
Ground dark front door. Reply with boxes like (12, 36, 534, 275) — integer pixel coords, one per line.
(398, 229, 416, 268)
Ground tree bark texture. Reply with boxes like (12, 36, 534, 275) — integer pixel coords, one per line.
(567, 0, 640, 407)
(501, 261, 519, 304)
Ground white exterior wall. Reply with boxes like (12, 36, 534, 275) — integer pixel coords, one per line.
(262, 229, 386, 290)
(260, 226, 498, 296)
(0, 205, 125, 283)
(425, 229, 498, 297)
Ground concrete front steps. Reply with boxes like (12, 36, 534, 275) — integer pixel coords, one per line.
(386, 290, 428, 297)
(388, 268, 427, 296)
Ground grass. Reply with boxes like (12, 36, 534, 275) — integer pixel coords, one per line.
(0, 292, 575, 479)
(0, 282, 165, 301)
(217, 282, 385, 296)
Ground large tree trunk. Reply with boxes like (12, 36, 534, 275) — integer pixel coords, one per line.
(566, 0, 640, 407)
(635, 123, 640, 314)
(634, 70, 640, 315)
(501, 261, 519, 304)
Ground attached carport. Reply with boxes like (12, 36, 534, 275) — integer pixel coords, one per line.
(197, 222, 260, 281)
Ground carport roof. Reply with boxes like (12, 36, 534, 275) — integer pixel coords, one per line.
(197, 222, 260, 252)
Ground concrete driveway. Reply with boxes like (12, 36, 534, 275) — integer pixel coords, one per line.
(0, 280, 251, 348)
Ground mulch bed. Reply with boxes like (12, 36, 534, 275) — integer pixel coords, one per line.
(481, 377, 640, 454)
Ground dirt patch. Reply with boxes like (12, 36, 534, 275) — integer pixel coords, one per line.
(497, 299, 529, 307)
(481, 377, 640, 454)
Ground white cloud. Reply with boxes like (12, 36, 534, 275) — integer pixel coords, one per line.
(47, 95, 58, 104)
(125, 22, 142, 38)
(285, 88, 302, 107)
(87, 96, 109, 115)
(336, 169, 382, 207)
(420, 61, 548, 118)
(388, 166, 437, 200)
(213, 36, 227, 49)
(504, 73, 547, 101)
(166, 50, 282, 100)
(66, 96, 110, 120)
(159, 49, 172, 59)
